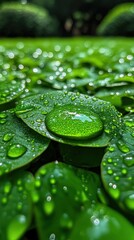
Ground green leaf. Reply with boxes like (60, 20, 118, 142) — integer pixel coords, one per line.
(70, 203, 134, 240)
(0, 110, 50, 175)
(0, 170, 34, 240)
(101, 114, 134, 215)
(95, 84, 134, 108)
(0, 80, 25, 105)
(32, 161, 89, 240)
(15, 90, 122, 147)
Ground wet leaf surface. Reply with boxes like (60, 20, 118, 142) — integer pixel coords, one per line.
(0, 110, 50, 175)
(0, 170, 34, 240)
(15, 90, 122, 147)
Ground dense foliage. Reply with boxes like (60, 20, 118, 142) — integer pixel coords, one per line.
(0, 38, 134, 239)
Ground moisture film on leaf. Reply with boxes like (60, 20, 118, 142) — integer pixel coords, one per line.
(70, 203, 134, 240)
(15, 90, 123, 147)
(32, 161, 89, 240)
(0, 170, 34, 240)
(101, 114, 134, 215)
(0, 110, 50, 175)
(0, 80, 25, 106)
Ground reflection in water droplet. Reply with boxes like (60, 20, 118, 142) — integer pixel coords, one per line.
(3, 133, 14, 142)
(7, 144, 27, 158)
(45, 104, 103, 140)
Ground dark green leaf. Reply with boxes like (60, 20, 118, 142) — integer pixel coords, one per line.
(101, 114, 134, 215)
(0, 170, 34, 240)
(0, 110, 50, 175)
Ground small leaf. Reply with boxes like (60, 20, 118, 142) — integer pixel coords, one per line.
(0, 110, 50, 175)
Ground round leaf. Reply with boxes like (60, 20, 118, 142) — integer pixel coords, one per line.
(15, 90, 122, 147)
(0, 110, 50, 175)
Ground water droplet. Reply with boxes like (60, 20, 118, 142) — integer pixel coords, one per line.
(118, 141, 130, 153)
(15, 106, 33, 114)
(60, 213, 73, 230)
(43, 196, 55, 216)
(7, 215, 27, 240)
(0, 113, 7, 118)
(7, 144, 27, 158)
(107, 169, 113, 175)
(123, 152, 134, 167)
(124, 194, 134, 210)
(35, 179, 41, 188)
(108, 145, 115, 152)
(1, 197, 8, 204)
(109, 184, 120, 199)
(32, 190, 40, 203)
(107, 158, 113, 163)
(4, 182, 12, 194)
(45, 104, 103, 140)
(121, 168, 127, 175)
(50, 176, 56, 185)
(17, 202, 23, 211)
(3, 133, 14, 142)
(49, 233, 56, 240)
(0, 119, 6, 124)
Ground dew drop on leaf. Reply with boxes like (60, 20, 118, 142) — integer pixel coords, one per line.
(45, 104, 103, 140)
(117, 141, 130, 153)
(43, 196, 55, 216)
(3, 133, 14, 142)
(108, 184, 120, 199)
(7, 144, 27, 159)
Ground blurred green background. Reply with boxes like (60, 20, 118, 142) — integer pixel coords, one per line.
(0, 0, 134, 37)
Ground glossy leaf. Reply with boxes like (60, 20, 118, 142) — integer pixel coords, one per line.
(101, 114, 134, 215)
(70, 203, 134, 240)
(32, 161, 89, 240)
(15, 90, 122, 147)
(0, 80, 25, 105)
(0, 110, 50, 175)
(0, 170, 34, 240)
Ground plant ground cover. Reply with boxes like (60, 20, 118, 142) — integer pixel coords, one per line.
(0, 37, 134, 239)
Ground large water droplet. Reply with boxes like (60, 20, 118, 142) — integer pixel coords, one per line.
(7, 144, 27, 158)
(45, 104, 103, 140)
(118, 141, 130, 153)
